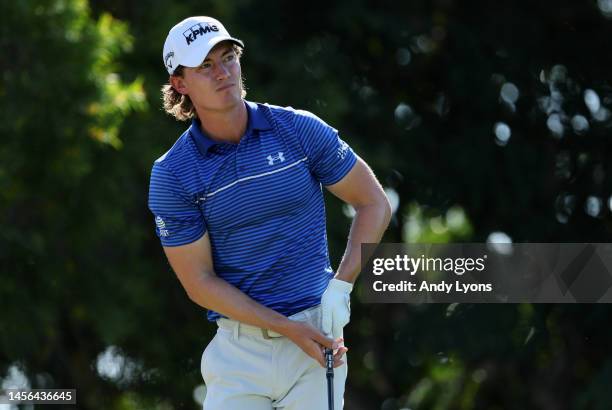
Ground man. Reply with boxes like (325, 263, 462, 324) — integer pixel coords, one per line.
(149, 16, 391, 409)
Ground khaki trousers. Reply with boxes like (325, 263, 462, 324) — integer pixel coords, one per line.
(201, 305, 347, 409)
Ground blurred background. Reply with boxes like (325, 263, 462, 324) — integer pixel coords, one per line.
(2, 0, 612, 409)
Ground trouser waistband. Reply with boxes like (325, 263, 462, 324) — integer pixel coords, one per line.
(217, 318, 283, 339)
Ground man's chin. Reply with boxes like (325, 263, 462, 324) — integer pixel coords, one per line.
(221, 94, 243, 108)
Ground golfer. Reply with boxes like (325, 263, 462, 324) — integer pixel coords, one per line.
(149, 16, 391, 409)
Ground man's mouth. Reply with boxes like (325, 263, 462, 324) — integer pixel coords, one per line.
(216, 84, 235, 92)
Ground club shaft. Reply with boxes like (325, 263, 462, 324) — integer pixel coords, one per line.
(327, 374, 334, 410)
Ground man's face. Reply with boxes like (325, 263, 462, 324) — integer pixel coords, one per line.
(173, 42, 243, 112)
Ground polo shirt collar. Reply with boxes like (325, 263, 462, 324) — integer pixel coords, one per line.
(190, 100, 272, 157)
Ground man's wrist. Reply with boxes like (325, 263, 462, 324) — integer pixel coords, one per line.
(267, 314, 297, 336)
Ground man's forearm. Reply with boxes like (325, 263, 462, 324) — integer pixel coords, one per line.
(335, 201, 391, 284)
(185, 270, 342, 368)
(186, 274, 293, 334)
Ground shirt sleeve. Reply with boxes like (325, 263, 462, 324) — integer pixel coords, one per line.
(148, 162, 206, 247)
(293, 109, 357, 185)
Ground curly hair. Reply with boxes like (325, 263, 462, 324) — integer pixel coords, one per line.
(161, 45, 246, 121)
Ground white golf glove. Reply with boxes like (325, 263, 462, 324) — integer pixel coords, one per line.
(321, 278, 353, 339)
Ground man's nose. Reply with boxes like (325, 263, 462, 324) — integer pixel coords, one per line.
(214, 63, 230, 80)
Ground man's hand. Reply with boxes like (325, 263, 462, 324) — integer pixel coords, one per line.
(321, 278, 353, 339)
(282, 321, 347, 368)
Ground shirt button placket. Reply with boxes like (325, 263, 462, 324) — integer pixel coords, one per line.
(235, 145, 245, 178)
(237, 133, 250, 177)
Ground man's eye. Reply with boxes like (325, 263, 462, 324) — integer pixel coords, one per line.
(224, 54, 235, 62)
(200, 63, 212, 69)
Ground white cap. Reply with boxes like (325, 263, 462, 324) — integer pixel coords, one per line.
(162, 16, 244, 75)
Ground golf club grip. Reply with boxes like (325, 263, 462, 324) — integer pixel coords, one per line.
(324, 348, 334, 410)
(325, 348, 334, 377)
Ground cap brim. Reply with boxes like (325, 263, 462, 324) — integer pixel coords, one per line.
(180, 36, 244, 68)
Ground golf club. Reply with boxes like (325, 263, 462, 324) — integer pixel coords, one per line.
(325, 348, 334, 410)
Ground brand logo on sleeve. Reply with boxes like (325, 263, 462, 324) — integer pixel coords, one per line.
(267, 152, 285, 166)
(156, 216, 169, 237)
(337, 140, 349, 160)
(183, 23, 219, 45)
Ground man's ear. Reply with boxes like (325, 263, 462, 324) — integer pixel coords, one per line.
(170, 75, 188, 95)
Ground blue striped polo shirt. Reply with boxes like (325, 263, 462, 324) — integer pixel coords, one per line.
(148, 100, 357, 322)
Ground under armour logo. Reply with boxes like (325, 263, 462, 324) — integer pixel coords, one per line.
(267, 152, 285, 165)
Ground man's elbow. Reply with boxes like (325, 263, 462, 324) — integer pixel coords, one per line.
(379, 193, 392, 228)
(179, 274, 213, 305)
(356, 191, 392, 228)
(182, 283, 200, 304)
(184, 287, 200, 303)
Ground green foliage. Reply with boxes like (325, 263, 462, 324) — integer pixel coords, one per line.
(404, 203, 473, 243)
(0, 0, 152, 407)
(2, 0, 612, 409)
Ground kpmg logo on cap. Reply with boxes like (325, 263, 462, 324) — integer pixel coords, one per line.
(183, 22, 219, 45)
